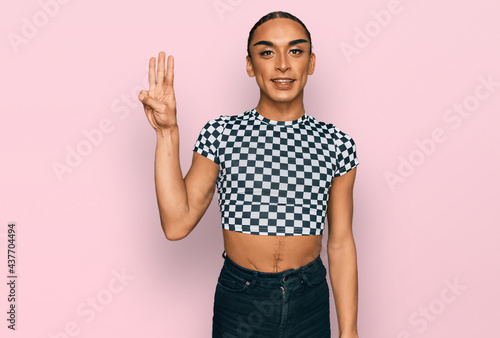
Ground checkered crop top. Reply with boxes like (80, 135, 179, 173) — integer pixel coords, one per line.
(193, 109, 359, 236)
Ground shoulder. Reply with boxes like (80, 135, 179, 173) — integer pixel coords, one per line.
(199, 109, 254, 133)
(202, 109, 252, 125)
(307, 114, 356, 145)
(200, 114, 229, 129)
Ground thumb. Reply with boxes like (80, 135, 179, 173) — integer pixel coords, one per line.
(138, 90, 149, 103)
(138, 91, 161, 110)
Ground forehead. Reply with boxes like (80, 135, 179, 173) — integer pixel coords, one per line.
(251, 18, 308, 44)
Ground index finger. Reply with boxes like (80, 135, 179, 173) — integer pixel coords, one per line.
(165, 55, 174, 86)
(148, 56, 156, 90)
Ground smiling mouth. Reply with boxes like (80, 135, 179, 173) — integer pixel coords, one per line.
(271, 78, 295, 84)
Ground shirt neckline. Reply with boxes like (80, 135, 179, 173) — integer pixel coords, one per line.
(250, 108, 308, 126)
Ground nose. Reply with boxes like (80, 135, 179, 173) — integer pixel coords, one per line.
(275, 52, 290, 72)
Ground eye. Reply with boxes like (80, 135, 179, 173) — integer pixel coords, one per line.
(290, 49, 304, 55)
(259, 50, 273, 57)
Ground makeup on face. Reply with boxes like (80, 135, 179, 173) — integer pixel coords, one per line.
(246, 18, 315, 111)
(252, 39, 309, 48)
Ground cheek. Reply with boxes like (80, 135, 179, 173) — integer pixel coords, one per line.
(254, 66, 271, 83)
(296, 65, 309, 80)
(253, 63, 267, 75)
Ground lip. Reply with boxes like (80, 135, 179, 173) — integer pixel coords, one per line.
(270, 77, 295, 89)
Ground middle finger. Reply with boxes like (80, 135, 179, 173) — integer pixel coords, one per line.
(157, 51, 166, 83)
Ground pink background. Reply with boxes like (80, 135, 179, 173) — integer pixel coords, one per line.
(1, 0, 499, 337)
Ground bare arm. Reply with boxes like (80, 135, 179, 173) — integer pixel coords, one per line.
(327, 167, 359, 338)
(139, 52, 219, 240)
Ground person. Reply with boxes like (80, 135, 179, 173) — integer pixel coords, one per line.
(138, 11, 359, 338)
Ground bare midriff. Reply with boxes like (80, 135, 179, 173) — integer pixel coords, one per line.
(222, 229, 323, 273)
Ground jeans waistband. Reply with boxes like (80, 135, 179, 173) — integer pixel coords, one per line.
(221, 250, 324, 285)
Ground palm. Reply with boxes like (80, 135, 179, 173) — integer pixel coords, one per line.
(140, 52, 177, 131)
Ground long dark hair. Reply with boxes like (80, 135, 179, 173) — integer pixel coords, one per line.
(247, 11, 313, 59)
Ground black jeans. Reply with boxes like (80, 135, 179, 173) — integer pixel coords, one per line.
(212, 251, 331, 338)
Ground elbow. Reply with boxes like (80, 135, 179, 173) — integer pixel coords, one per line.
(327, 236, 356, 252)
(164, 231, 187, 241)
(161, 220, 189, 241)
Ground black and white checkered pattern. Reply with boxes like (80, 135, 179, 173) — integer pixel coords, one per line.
(193, 109, 359, 236)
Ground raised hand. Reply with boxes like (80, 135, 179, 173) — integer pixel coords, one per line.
(139, 52, 177, 131)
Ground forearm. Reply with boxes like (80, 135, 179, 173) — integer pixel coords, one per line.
(328, 239, 359, 337)
(154, 126, 190, 239)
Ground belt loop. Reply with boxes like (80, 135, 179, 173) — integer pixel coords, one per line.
(249, 271, 258, 287)
(222, 250, 226, 259)
(301, 269, 310, 285)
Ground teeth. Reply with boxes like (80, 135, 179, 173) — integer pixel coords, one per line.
(273, 79, 294, 83)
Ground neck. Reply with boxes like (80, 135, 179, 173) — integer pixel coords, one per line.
(255, 91, 306, 121)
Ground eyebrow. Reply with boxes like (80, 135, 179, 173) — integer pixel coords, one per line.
(252, 39, 309, 47)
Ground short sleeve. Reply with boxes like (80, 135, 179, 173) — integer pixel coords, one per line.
(333, 128, 359, 177)
(193, 116, 226, 165)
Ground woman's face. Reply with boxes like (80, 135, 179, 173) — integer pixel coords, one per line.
(246, 18, 315, 106)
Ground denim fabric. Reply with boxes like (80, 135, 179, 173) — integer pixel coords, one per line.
(212, 251, 330, 338)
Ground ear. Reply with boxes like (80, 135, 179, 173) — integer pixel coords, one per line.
(308, 52, 316, 75)
(246, 55, 255, 77)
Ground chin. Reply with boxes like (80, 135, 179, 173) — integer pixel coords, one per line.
(270, 92, 301, 103)
(273, 97, 297, 103)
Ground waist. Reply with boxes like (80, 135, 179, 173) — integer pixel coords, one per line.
(222, 229, 323, 272)
(222, 250, 325, 286)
